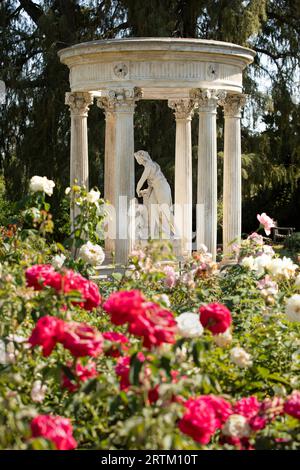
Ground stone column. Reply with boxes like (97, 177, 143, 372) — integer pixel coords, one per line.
(192, 89, 223, 260)
(102, 88, 141, 265)
(97, 98, 117, 256)
(65, 92, 93, 188)
(168, 99, 195, 257)
(221, 94, 246, 256)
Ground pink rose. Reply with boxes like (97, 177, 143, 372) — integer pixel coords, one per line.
(163, 266, 177, 289)
(257, 213, 275, 236)
(199, 303, 232, 335)
(62, 360, 98, 392)
(234, 396, 260, 419)
(284, 390, 300, 419)
(31, 415, 77, 450)
(200, 395, 233, 428)
(248, 232, 264, 245)
(26, 264, 62, 291)
(178, 397, 218, 444)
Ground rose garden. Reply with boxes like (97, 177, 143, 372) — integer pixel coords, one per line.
(0, 174, 300, 451)
(1, 0, 300, 454)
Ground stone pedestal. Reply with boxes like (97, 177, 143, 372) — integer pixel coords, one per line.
(168, 99, 195, 257)
(193, 89, 221, 260)
(222, 94, 246, 256)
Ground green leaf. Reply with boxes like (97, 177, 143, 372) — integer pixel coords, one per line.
(129, 353, 144, 386)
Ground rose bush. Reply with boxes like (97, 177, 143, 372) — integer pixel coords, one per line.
(1, 190, 300, 450)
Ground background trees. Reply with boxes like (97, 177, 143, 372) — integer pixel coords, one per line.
(1, 0, 300, 236)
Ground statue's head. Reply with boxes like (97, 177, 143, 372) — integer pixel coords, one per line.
(134, 150, 151, 166)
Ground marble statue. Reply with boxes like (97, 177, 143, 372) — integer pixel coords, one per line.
(134, 150, 173, 238)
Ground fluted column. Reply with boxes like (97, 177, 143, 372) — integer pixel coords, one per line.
(97, 98, 116, 256)
(102, 88, 141, 265)
(192, 89, 223, 260)
(65, 92, 93, 188)
(221, 94, 246, 256)
(168, 99, 195, 257)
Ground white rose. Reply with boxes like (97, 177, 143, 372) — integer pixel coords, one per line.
(86, 189, 100, 204)
(285, 294, 300, 322)
(51, 254, 66, 270)
(0, 340, 7, 364)
(241, 256, 255, 270)
(268, 256, 298, 279)
(176, 312, 204, 338)
(222, 414, 251, 438)
(230, 347, 253, 368)
(214, 329, 233, 347)
(65, 187, 71, 195)
(31, 380, 47, 403)
(254, 254, 273, 277)
(29, 176, 55, 196)
(295, 275, 300, 288)
(262, 245, 275, 257)
(79, 241, 105, 266)
(0, 340, 17, 364)
(7, 334, 27, 343)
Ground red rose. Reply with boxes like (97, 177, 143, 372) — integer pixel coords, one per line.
(26, 265, 101, 311)
(199, 302, 232, 335)
(115, 356, 131, 390)
(200, 395, 233, 428)
(29, 316, 64, 356)
(233, 396, 260, 419)
(60, 321, 103, 357)
(31, 415, 77, 450)
(284, 391, 300, 419)
(103, 290, 146, 325)
(62, 360, 98, 392)
(104, 291, 177, 349)
(63, 270, 101, 311)
(249, 415, 267, 431)
(178, 397, 217, 444)
(115, 353, 145, 391)
(26, 264, 62, 291)
(103, 331, 129, 357)
(148, 385, 159, 404)
(84, 280, 102, 311)
(220, 435, 253, 450)
(128, 302, 177, 349)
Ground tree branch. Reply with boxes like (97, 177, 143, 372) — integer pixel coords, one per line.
(18, 0, 44, 25)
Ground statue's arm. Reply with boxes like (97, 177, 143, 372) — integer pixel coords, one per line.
(136, 166, 150, 196)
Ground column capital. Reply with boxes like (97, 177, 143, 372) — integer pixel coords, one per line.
(168, 98, 196, 120)
(190, 88, 226, 113)
(65, 92, 93, 116)
(220, 93, 247, 118)
(97, 87, 142, 114)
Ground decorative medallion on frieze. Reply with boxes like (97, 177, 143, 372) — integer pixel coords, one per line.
(113, 63, 129, 79)
(206, 63, 219, 80)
